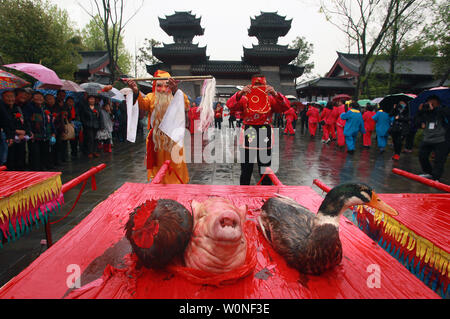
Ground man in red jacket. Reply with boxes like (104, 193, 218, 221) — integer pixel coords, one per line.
(284, 106, 298, 135)
(306, 103, 320, 137)
(320, 102, 335, 143)
(226, 74, 290, 185)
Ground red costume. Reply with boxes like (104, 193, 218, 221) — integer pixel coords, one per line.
(284, 107, 298, 135)
(362, 110, 376, 147)
(188, 106, 200, 134)
(306, 105, 320, 137)
(335, 104, 347, 147)
(320, 107, 335, 141)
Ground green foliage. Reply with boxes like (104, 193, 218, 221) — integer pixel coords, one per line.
(81, 15, 132, 75)
(289, 36, 315, 75)
(0, 0, 81, 80)
(137, 38, 162, 66)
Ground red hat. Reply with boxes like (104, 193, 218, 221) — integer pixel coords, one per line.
(152, 70, 171, 92)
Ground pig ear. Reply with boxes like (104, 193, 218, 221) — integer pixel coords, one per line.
(238, 205, 248, 219)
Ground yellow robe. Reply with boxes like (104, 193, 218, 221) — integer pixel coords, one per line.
(137, 92, 190, 184)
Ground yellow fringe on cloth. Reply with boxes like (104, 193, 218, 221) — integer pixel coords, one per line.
(357, 205, 450, 280)
(0, 175, 62, 224)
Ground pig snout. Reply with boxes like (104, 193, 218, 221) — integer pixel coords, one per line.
(212, 210, 242, 242)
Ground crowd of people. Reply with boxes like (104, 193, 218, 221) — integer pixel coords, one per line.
(212, 93, 449, 183)
(1, 82, 449, 183)
(0, 88, 129, 171)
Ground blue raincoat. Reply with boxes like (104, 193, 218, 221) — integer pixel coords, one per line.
(372, 111, 393, 149)
(341, 109, 366, 151)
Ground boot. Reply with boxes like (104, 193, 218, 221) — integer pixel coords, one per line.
(108, 143, 112, 153)
(103, 143, 109, 153)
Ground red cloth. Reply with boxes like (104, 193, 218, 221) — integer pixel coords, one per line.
(363, 130, 373, 146)
(215, 105, 223, 119)
(146, 129, 157, 170)
(335, 105, 347, 128)
(320, 108, 335, 125)
(309, 122, 318, 137)
(188, 107, 200, 134)
(306, 107, 320, 124)
(363, 111, 376, 132)
(0, 184, 439, 299)
(226, 92, 290, 126)
(284, 108, 298, 122)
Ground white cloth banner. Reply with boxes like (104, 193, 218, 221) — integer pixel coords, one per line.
(121, 88, 140, 143)
(159, 90, 186, 148)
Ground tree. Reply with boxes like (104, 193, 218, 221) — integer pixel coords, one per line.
(78, 0, 143, 83)
(137, 38, 162, 66)
(0, 0, 81, 80)
(288, 36, 315, 79)
(422, 0, 450, 85)
(320, 0, 419, 99)
(81, 15, 133, 75)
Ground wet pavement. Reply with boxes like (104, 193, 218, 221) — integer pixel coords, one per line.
(1, 123, 449, 287)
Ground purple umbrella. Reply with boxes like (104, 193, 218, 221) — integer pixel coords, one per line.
(3, 63, 63, 90)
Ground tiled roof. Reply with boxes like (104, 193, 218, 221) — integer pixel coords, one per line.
(296, 77, 355, 90)
(336, 52, 437, 76)
(77, 51, 109, 72)
(159, 11, 204, 36)
(191, 61, 259, 74)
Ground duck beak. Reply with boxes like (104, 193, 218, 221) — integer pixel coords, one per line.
(367, 192, 399, 217)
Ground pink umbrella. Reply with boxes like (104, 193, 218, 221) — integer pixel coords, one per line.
(3, 63, 63, 90)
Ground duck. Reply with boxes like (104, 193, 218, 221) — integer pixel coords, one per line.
(258, 183, 398, 275)
(125, 199, 193, 269)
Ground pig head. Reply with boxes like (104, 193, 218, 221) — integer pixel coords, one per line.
(184, 198, 247, 273)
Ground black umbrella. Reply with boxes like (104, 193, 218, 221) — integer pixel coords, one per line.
(80, 82, 115, 98)
(379, 93, 416, 114)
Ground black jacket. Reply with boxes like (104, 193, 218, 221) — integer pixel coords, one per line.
(81, 104, 101, 129)
(389, 105, 410, 136)
(416, 105, 450, 144)
(0, 102, 13, 139)
(2, 102, 32, 137)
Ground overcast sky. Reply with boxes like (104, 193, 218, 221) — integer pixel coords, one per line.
(51, 0, 348, 78)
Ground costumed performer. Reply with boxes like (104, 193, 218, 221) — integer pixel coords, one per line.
(226, 74, 290, 185)
(126, 70, 190, 184)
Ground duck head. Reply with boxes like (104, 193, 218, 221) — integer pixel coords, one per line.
(318, 183, 398, 220)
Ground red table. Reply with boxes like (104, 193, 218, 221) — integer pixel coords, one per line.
(0, 171, 64, 245)
(352, 193, 449, 298)
(0, 183, 439, 299)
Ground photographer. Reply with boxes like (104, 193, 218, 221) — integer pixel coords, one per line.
(416, 95, 450, 181)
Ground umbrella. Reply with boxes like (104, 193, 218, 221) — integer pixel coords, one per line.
(290, 101, 305, 111)
(317, 101, 328, 106)
(0, 69, 30, 89)
(3, 63, 63, 90)
(409, 87, 450, 117)
(379, 93, 416, 114)
(60, 80, 85, 92)
(332, 94, 352, 102)
(371, 97, 383, 105)
(358, 99, 372, 107)
(80, 82, 115, 98)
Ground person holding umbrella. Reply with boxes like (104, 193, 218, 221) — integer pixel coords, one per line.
(416, 95, 450, 181)
(80, 94, 101, 159)
(1, 90, 31, 170)
(23, 92, 56, 171)
(389, 100, 410, 161)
